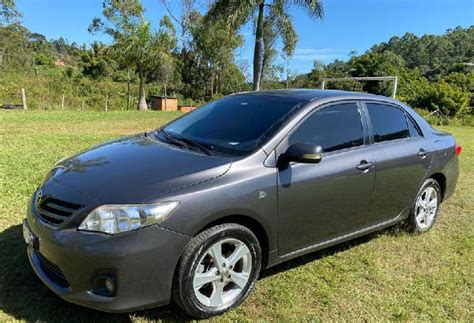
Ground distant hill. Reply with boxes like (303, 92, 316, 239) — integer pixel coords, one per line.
(290, 26, 473, 117)
(371, 26, 474, 80)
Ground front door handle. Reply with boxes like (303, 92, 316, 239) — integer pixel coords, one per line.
(418, 149, 428, 159)
(357, 160, 374, 171)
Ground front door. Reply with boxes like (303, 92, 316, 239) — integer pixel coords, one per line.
(277, 102, 376, 255)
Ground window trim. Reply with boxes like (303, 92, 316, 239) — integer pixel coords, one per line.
(283, 100, 368, 157)
(404, 110, 424, 138)
(362, 100, 420, 146)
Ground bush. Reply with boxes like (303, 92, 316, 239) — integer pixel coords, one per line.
(416, 81, 470, 117)
(415, 108, 474, 127)
(34, 53, 54, 67)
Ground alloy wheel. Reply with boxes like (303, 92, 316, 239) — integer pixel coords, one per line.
(193, 238, 252, 309)
(415, 186, 438, 230)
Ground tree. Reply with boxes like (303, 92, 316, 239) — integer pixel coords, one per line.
(80, 42, 112, 80)
(155, 16, 177, 109)
(204, 0, 323, 91)
(114, 19, 165, 111)
(190, 12, 244, 97)
(0, 23, 30, 68)
(90, 0, 155, 110)
(160, 0, 197, 52)
(0, 0, 21, 26)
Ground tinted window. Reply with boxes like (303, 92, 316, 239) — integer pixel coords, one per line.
(163, 95, 306, 156)
(406, 114, 422, 137)
(366, 103, 410, 142)
(290, 103, 364, 153)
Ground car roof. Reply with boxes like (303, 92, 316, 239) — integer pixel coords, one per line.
(232, 89, 391, 102)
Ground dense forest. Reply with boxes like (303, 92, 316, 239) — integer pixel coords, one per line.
(0, 0, 472, 119)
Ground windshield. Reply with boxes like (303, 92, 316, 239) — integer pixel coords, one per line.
(161, 94, 307, 157)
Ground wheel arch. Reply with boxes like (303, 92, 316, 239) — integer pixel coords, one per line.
(428, 172, 447, 201)
(198, 214, 270, 270)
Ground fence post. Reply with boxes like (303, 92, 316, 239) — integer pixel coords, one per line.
(21, 88, 27, 110)
(81, 100, 85, 111)
(61, 95, 65, 111)
(105, 95, 108, 112)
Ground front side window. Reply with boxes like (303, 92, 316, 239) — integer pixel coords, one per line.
(289, 103, 364, 153)
(162, 94, 307, 156)
(366, 103, 410, 143)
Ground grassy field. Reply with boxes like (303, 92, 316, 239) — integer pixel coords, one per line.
(0, 111, 472, 322)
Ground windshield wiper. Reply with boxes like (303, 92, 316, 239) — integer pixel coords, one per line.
(176, 136, 214, 156)
(157, 129, 189, 149)
(157, 129, 213, 156)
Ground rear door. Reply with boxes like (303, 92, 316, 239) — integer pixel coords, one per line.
(363, 101, 432, 225)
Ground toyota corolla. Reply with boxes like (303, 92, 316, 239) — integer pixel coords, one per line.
(24, 89, 460, 318)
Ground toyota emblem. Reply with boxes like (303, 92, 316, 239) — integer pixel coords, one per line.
(35, 189, 43, 207)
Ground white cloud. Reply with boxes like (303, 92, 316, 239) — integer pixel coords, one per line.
(292, 48, 349, 62)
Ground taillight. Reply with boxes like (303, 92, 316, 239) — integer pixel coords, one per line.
(455, 144, 462, 155)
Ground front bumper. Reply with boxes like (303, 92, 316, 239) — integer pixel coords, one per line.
(25, 207, 190, 313)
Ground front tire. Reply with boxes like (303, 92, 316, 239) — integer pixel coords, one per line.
(172, 223, 262, 318)
(407, 178, 441, 233)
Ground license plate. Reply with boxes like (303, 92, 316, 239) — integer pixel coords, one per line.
(23, 220, 39, 250)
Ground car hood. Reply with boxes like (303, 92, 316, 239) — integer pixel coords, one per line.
(43, 134, 233, 204)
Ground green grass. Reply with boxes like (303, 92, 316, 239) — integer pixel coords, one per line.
(0, 111, 473, 322)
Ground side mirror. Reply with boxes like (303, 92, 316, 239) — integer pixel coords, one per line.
(281, 143, 323, 164)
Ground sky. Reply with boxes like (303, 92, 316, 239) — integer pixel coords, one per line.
(15, 0, 474, 74)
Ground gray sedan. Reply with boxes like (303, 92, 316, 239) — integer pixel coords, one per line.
(24, 89, 460, 318)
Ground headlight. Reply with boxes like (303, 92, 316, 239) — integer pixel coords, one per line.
(55, 156, 68, 166)
(78, 201, 179, 234)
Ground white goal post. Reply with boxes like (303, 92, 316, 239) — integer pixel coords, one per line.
(320, 76, 398, 99)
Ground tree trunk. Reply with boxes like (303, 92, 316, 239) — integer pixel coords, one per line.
(210, 71, 214, 98)
(138, 66, 148, 111)
(253, 2, 265, 91)
(261, 52, 268, 90)
(127, 69, 131, 110)
(164, 82, 168, 111)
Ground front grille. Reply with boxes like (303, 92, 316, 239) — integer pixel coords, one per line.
(36, 197, 82, 225)
(36, 251, 70, 288)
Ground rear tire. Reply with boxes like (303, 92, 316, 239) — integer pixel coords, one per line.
(407, 178, 441, 233)
(172, 223, 261, 319)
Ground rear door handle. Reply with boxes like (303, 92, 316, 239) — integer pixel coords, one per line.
(418, 149, 428, 159)
(357, 160, 374, 171)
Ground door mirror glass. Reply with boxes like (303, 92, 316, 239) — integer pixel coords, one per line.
(282, 143, 323, 164)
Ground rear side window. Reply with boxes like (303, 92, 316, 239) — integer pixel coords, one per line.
(366, 103, 410, 143)
(406, 114, 422, 137)
(290, 103, 364, 153)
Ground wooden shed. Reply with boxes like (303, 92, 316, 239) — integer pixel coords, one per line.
(179, 105, 198, 113)
(150, 95, 178, 111)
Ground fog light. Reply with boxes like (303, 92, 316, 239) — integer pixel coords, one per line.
(104, 277, 115, 294)
(91, 272, 117, 297)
